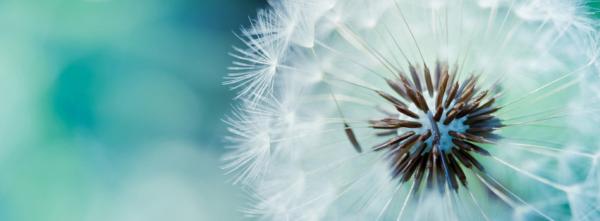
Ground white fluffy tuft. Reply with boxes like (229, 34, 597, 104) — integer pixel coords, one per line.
(224, 0, 600, 220)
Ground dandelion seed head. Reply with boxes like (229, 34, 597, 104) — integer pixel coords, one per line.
(225, 0, 600, 220)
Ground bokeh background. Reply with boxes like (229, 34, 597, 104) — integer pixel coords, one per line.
(0, 0, 264, 220)
(0, 1, 598, 221)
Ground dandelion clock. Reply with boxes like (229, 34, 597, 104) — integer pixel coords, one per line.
(223, 0, 600, 220)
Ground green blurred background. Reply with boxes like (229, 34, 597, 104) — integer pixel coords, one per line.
(0, 0, 264, 220)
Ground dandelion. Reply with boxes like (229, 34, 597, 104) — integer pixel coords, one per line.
(224, 0, 600, 220)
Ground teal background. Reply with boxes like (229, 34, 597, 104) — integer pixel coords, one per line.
(0, 0, 264, 220)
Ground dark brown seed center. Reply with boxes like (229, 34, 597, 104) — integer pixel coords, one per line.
(370, 61, 502, 194)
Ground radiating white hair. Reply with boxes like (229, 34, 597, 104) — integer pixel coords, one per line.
(224, 0, 600, 220)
